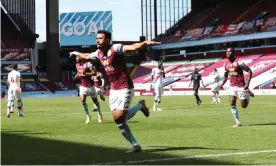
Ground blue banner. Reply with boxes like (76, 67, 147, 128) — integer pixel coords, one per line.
(59, 11, 112, 46)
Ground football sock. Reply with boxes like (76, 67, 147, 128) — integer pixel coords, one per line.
(212, 96, 216, 102)
(17, 100, 23, 112)
(231, 106, 240, 123)
(217, 95, 221, 103)
(195, 94, 201, 103)
(117, 122, 138, 146)
(92, 97, 101, 114)
(126, 103, 142, 121)
(82, 103, 90, 116)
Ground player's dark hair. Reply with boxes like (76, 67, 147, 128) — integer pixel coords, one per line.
(11, 64, 18, 70)
(97, 30, 112, 42)
(227, 46, 235, 52)
(158, 60, 164, 70)
(214, 68, 217, 72)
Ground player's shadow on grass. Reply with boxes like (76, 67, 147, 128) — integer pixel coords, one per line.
(0, 129, 48, 135)
(90, 120, 139, 124)
(1, 131, 237, 165)
(247, 122, 276, 126)
(145, 146, 239, 152)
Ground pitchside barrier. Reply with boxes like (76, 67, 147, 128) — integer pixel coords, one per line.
(134, 89, 276, 96)
(2, 89, 275, 99)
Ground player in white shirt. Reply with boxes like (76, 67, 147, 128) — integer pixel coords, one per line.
(210, 68, 221, 103)
(7, 64, 24, 117)
(151, 61, 165, 111)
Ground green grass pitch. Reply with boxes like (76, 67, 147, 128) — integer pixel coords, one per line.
(1, 95, 276, 165)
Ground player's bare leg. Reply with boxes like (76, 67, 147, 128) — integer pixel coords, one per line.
(216, 91, 221, 103)
(153, 94, 162, 111)
(17, 100, 24, 117)
(7, 100, 14, 117)
(230, 96, 241, 127)
(240, 98, 249, 109)
(194, 92, 202, 106)
(114, 100, 149, 153)
(98, 88, 105, 101)
(99, 94, 105, 101)
(91, 96, 103, 123)
(211, 91, 217, 103)
(240, 90, 250, 108)
(113, 109, 141, 153)
(80, 94, 90, 124)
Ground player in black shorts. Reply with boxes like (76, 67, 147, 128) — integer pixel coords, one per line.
(188, 67, 205, 106)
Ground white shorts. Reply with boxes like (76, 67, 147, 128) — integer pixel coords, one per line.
(211, 83, 219, 91)
(109, 88, 134, 111)
(8, 88, 22, 101)
(228, 87, 248, 100)
(154, 83, 163, 95)
(95, 87, 104, 96)
(79, 86, 97, 98)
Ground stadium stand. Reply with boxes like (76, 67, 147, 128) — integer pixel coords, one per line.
(1, 9, 30, 48)
(157, 0, 276, 43)
(2, 0, 275, 97)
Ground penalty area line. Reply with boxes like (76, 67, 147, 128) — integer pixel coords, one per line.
(99, 149, 276, 165)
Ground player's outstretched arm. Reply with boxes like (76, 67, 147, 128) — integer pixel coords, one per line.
(123, 41, 161, 53)
(69, 51, 91, 59)
(188, 81, 192, 87)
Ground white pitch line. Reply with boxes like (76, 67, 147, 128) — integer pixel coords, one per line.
(99, 149, 276, 165)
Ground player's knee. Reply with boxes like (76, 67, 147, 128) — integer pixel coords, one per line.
(112, 109, 127, 124)
(241, 104, 247, 108)
(7, 100, 13, 107)
(230, 98, 236, 105)
(114, 116, 125, 124)
(241, 101, 248, 108)
(212, 92, 216, 97)
(17, 100, 23, 108)
(230, 101, 236, 106)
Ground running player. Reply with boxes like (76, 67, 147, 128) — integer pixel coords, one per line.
(92, 71, 106, 101)
(220, 47, 253, 127)
(75, 57, 103, 124)
(69, 30, 161, 153)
